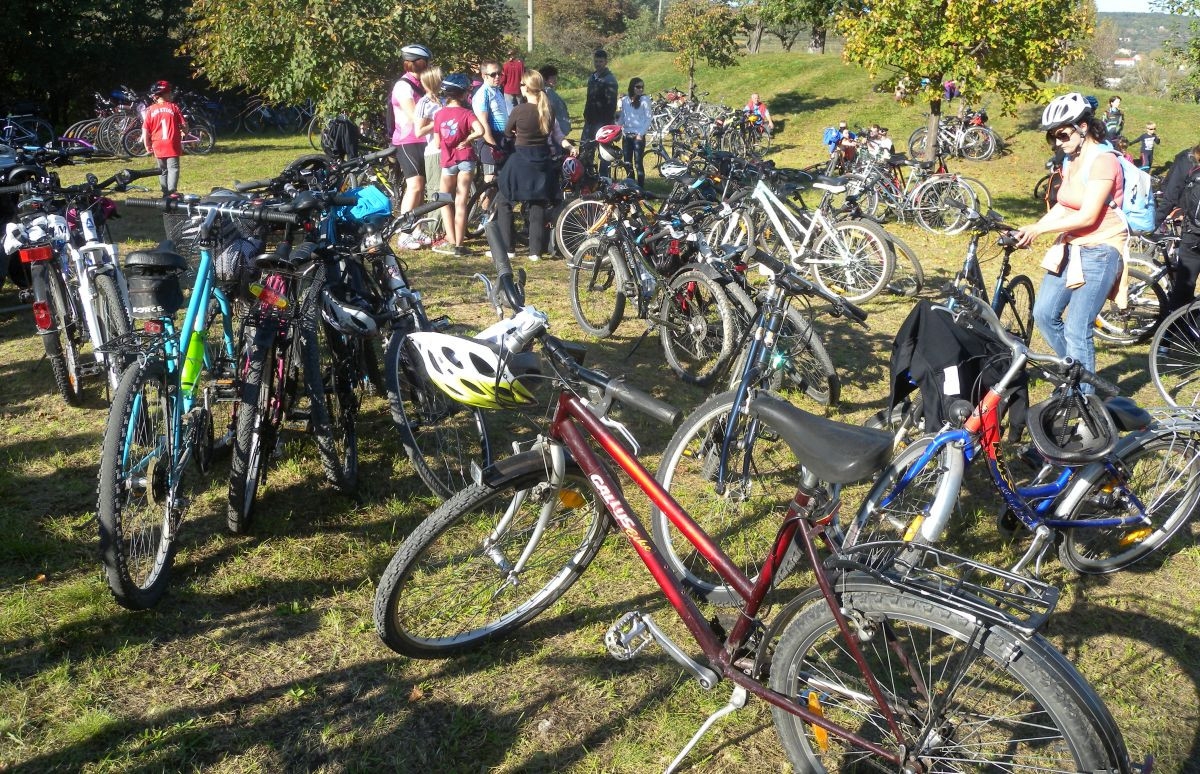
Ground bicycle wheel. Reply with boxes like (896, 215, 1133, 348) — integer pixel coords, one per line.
(960, 124, 996, 160)
(1059, 433, 1200, 573)
(659, 269, 736, 386)
(300, 298, 358, 491)
(44, 267, 84, 405)
(19, 117, 55, 147)
(1094, 268, 1165, 345)
(1033, 173, 1052, 203)
(464, 180, 496, 238)
(97, 357, 179, 610)
(907, 127, 929, 157)
(373, 456, 609, 657)
(884, 232, 925, 298)
(701, 204, 755, 251)
(241, 108, 265, 135)
(1149, 300, 1200, 407)
(187, 125, 216, 155)
(997, 273, 1036, 345)
(725, 308, 840, 407)
(770, 577, 1127, 772)
(554, 198, 610, 259)
(120, 125, 149, 158)
(227, 324, 279, 533)
(384, 329, 490, 499)
(306, 114, 325, 151)
(569, 237, 627, 338)
(811, 218, 894, 303)
(652, 391, 807, 606)
(91, 273, 132, 389)
(840, 436, 962, 553)
(912, 177, 975, 235)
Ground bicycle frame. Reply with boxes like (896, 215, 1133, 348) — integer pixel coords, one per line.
(741, 178, 840, 268)
(528, 387, 907, 760)
(67, 207, 131, 387)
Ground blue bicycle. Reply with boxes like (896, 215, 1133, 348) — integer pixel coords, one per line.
(96, 196, 301, 609)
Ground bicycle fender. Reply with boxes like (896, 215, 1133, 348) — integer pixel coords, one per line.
(1051, 426, 1171, 520)
(477, 447, 578, 489)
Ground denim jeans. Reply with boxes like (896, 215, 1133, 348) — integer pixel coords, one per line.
(1032, 244, 1120, 387)
(622, 135, 646, 187)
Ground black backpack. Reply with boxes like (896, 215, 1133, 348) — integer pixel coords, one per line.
(1181, 166, 1200, 229)
(321, 116, 360, 161)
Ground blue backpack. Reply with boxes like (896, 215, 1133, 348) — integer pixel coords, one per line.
(822, 126, 840, 152)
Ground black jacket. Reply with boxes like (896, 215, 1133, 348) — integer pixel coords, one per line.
(1156, 147, 1195, 230)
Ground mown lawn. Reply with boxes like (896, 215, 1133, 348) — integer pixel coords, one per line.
(3, 51, 1200, 772)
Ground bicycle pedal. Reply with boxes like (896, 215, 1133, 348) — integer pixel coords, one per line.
(605, 611, 654, 661)
(78, 361, 104, 377)
(213, 377, 239, 402)
(17, 288, 34, 304)
(428, 315, 451, 332)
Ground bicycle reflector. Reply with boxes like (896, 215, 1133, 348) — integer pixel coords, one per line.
(31, 301, 52, 330)
(19, 244, 52, 263)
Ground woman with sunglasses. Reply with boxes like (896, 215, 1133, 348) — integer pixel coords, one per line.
(617, 78, 651, 186)
(1013, 92, 1127, 388)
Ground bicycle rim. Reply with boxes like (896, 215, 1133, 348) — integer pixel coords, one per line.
(1093, 268, 1164, 345)
(1150, 302, 1200, 407)
(998, 274, 1036, 345)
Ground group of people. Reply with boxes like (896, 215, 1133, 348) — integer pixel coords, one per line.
(1102, 95, 1162, 171)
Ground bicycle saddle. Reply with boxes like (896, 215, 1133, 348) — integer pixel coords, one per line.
(125, 242, 187, 271)
(749, 391, 895, 484)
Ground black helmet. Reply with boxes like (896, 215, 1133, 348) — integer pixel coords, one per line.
(440, 73, 471, 96)
(1026, 389, 1117, 465)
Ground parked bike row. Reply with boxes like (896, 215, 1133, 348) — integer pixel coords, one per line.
(2, 127, 1191, 770)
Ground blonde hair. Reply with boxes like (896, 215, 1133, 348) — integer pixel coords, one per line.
(420, 66, 443, 96)
(522, 71, 553, 136)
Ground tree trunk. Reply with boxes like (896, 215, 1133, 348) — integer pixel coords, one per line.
(925, 99, 942, 163)
(688, 58, 696, 101)
(809, 25, 826, 54)
(748, 20, 764, 53)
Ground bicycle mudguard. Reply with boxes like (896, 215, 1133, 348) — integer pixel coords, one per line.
(477, 446, 581, 489)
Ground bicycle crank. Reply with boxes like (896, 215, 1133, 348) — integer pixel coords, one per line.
(604, 611, 718, 689)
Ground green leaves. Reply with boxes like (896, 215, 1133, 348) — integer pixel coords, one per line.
(660, 0, 744, 95)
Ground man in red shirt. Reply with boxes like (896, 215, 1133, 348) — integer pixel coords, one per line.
(501, 50, 524, 108)
(141, 80, 185, 196)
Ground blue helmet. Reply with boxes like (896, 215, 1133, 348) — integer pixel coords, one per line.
(441, 73, 471, 96)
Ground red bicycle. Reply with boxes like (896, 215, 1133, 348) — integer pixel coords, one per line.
(372, 265, 1144, 771)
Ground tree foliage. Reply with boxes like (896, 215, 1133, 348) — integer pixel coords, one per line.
(186, 0, 517, 116)
(1154, 0, 1200, 101)
(660, 0, 743, 97)
(836, 0, 1089, 158)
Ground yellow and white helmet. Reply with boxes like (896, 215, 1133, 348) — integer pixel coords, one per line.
(406, 331, 537, 409)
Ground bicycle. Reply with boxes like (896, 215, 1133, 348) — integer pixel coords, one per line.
(845, 285, 1200, 578)
(0, 160, 161, 402)
(96, 196, 302, 609)
(0, 113, 55, 148)
(846, 152, 989, 235)
(951, 208, 1036, 344)
(908, 109, 998, 161)
(372, 252, 1144, 773)
(1092, 221, 1176, 346)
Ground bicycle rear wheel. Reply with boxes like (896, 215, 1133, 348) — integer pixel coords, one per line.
(997, 273, 1036, 344)
(569, 237, 627, 338)
(1094, 268, 1165, 345)
(555, 198, 610, 260)
(884, 232, 925, 298)
(44, 266, 84, 405)
(771, 577, 1128, 771)
(227, 324, 279, 533)
(1059, 432, 1200, 573)
(186, 125, 216, 155)
(373, 455, 609, 657)
(1149, 300, 1200, 407)
(659, 269, 736, 386)
(725, 308, 839, 407)
(97, 358, 179, 610)
(912, 177, 974, 235)
(811, 218, 894, 303)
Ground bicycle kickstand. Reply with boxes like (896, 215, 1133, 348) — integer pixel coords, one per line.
(664, 685, 747, 774)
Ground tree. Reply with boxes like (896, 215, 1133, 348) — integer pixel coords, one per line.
(660, 0, 743, 98)
(836, 0, 1089, 160)
(1061, 3, 1112, 87)
(1154, 0, 1200, 101)
(186, 0, 517, 117)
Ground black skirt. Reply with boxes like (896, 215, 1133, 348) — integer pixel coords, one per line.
(499, 144, 559, 203)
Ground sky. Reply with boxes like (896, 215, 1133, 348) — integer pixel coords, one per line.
(1096, 0, 1157, 12)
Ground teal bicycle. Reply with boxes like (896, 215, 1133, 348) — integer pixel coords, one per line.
(96, 195, 301, 609)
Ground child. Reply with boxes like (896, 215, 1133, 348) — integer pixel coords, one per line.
(1115, 136, 1135, 165)
(141, 80, 185, 196)
(433, 73, 483, 256)
(1132, 122, 1161, 170)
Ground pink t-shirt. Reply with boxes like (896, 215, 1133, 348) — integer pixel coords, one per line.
(435, 106, 478, 168)
(1060, 147, 1125, 248)
(390, 74, 424, 146)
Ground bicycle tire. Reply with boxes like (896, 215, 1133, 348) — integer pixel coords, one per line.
(659, 269, 736, 386)
(44, 266, 84, 405)
(1059, 433, 1200, 573)
(907, 126, 928, 157)
(384, 329, 490, 499)
(1094, 268, 1165, 345)
(373, 456, 609, 657)
(1149, 300, 1200, 407)
(120, 125, 148, 158)
(569, 237, 627, 338)
(884, 232, 925, 298)
(227, 324, 279, 533)
(91, 272, 132, 392)
(651, 390, 807, 606)
(960, 124, 996, 160)
(465, 180, 497, 238)
(997, 273, 1036, 345)
(97, 357, 179, 610)
(811, 218, 895, 303)
(912, 177, 975, 235)
(313, 319, 360, 492)
(19, 117, 55, 147)
(725, 307, 839, 407)
(770, 577, 1128, 771)
(1033, 173, 1052, 203)
(957, 174, 995, 213)
(306, 114, 325, 151)
(554, 197, 610, 260)
(187, 125, 216, 155)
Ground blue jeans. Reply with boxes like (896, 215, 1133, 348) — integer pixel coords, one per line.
(1032, 244, 1120, 388)
(622, 135, 645, 187)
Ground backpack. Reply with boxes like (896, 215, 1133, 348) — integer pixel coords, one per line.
(1071, 147, 1156, 233)
(822, 126, 839, 151)
(321, 115, 360, 161)
(1180, 166, 1200, 229)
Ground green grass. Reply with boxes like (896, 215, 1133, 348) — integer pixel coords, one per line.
(3, 50, 1200, 772)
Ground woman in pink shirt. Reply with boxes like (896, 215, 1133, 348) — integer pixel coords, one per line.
(391, 43, 433, 249)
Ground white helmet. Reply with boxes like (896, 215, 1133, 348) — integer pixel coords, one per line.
(320, 282, 379, 337)
(1041, 92, 1092, 131)
(406, 332, 536, 409)
(401, 44, 432, 62)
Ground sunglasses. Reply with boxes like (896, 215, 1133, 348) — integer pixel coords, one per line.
(1050, 128, 1075, 144)
(485, 71, 501, 77)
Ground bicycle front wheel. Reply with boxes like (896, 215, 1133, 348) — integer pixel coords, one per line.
(373, 456, 609, 657)
(652, 391, 807, 606)
(811, 218, 894, 303)
(97, 358, 179, 610)
(1059, 432, 1200, 573)
(912, 177, 975, 235)
(725, 308, 839, 407)
(960, 124, 996, 160)
(1149, 300, 1200, 407)
(569, 237, 627, 338)
(187, 125, 216, 155)
(1094, 268, 1165, 345)
(659, 269, 736, 386)
(555, 198, 610, 260)
(997, 273, 1036, 345)
(771, 577, 1128, 772)
(91, 272, 132, 391)
(45, 266, 84, 405)
(227, 325, 279, 533)
(304, 315, 359, 492)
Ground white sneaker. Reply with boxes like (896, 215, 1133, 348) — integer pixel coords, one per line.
(412, 231, 433, 247)
(395, 234, 422, 250)
(528, 254, 540, 262)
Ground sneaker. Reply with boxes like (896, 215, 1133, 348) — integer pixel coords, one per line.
(432, 241, 457, 255)
(507, 252, 516, 260)
(395, 233, 422, 250)
(454, 246, 470, 257)
(412, 232, 434, 247)
(528, 254, 540, 262)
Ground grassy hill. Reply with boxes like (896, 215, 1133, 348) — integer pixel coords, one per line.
(3, 50, 1200, 772)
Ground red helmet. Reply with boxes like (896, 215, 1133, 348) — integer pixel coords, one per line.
(562, 156, 583, 185)
(150, 80, 172, 97)
(594, 124, 622, 146)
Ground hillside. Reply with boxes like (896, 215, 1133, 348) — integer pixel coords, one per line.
(1101, 10, 1193, 54)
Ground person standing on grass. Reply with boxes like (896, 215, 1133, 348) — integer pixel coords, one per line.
(433, 74, 483, 257)
(141, 80, 185, 196)
(501, 50, 525, 108)
(390, 43, 433, 249)
(1132, 123, 1161, 171)
(472, 59, 510, 218)
(617, 78, 651, 187)
(581, 49, 618, 176)
(540, 65, 572, 140)
(414, 67, 445, 248)
(745, 93, 774, 133)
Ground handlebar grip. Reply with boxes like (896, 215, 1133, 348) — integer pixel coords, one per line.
(123, 197, 177, 211)
(331, 193, 360, 207)
(1081, 370, 1120, 398)
(605, 377, 682, 426)
(234, 178, 276, 192)
(404, 197, 452, 221)
(363, 146, 399, 164)
(125, 168, 162, 182)
(249, 208, 303, 226)
(0, 182, 35, 196)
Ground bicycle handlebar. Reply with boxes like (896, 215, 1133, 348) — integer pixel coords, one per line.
(753, 251, 869, 324)
(123, 197, 304, 226)
(541, 335, 681, 426)
(941, 283, 1119, 397)
(0, 167, 160, 198)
